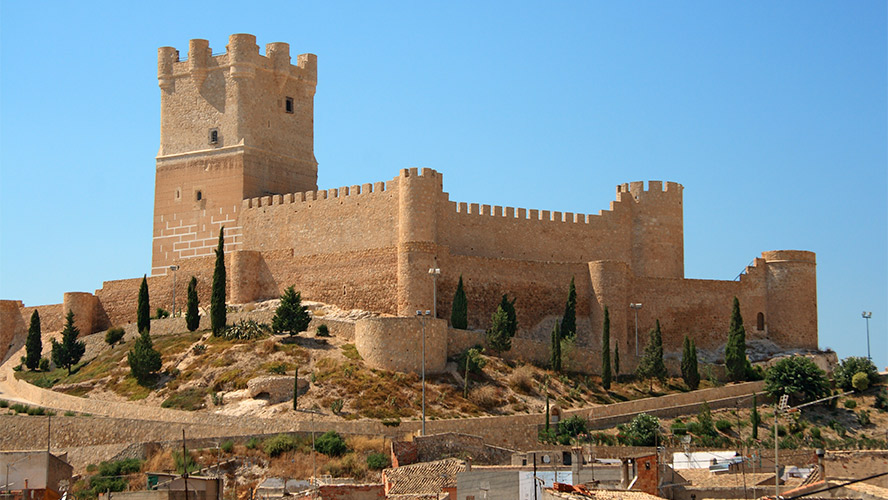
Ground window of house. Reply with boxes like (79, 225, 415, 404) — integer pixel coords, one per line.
(209, 129, 219, 144)
(285, 97, 294, 113)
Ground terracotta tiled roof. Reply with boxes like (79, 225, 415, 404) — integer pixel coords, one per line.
(545, 488, 664, 499)
(675, 468, 804, 488)
(383, 459, 465, 495)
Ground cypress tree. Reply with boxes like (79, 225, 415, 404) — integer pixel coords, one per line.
(613, 344, 620, 377)
(751, 392, 760, 440)
(137, 275, 150, 334)
(211, 227, 227, 336)
(128, 329, 162, 385)
(681, 335, 700, 390)
(272, 286, 311, 335)
(486, 305, 512, 355)
(185, 276, 200, 332)
(636, 320, 667, 391)
(561, 277, 577, 339)
(602, 306, 612, 390)
(499, 294, 518, 338)
(551, 322, 562, 373)
(450, 275, 468, 329)
(725, 297, 750, 382)
(51, 311, 86, 375)
(25, 310, 42, 370)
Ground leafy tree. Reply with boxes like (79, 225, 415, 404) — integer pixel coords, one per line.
(211, 227, 226, 335)
(725, 297, 751, 382)
(681, 335, 700, 390)
(764, 355, 830, 405)
(834, 356, 879, 392)
(185, 276, 200, 332)
(450, 275, 468, 329)
(601, 306, 612, 390)
(696, 401, 716, 436)
(619, 413, 660, 446)
(751, 393, 760, 440)
(852, 372, 870, 392)
(551, 322, 562, 373)
(636, 320, 667, 390)
(613, 344, 620, 377)
(367, 452, 391, 470)
(25, 310, 42, 370)
(315, 431, 347, 456)
(499, 294, 518, 337)
(51, 311, 86, 374)
(557, 415, 588, 442)
(486, 305, 512, 355)
(137, 275, 150, 334)
(128, 329, 162, 385)
(272, 286, 311, 335)
(457, 346, 486, 375)
(105, 327, 125, 346)
(561, 277, 577, 339)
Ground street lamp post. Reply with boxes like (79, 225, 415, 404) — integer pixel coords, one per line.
(862, 311, 873, 360)
(169, 265, 180, 317)
(630, 303, 643, 357)
(429, 267, 441, 318)
(774, 394, 789, 498)
(416, 309, 431, 435)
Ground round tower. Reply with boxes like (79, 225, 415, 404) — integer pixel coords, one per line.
(763, 250, 817, 350)
(63, 292, 98, 336)
(588, 260, 631, 372)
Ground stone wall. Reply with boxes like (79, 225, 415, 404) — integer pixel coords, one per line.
(1, 300, 26, 363)
(355, 317, 447, 375)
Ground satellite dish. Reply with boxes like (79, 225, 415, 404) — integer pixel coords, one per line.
(542, 455, 551, 464)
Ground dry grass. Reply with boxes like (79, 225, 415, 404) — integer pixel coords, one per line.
(347, 436, 385, 453)
(508, 365, 537, 394)
(469, 385, 502, 411)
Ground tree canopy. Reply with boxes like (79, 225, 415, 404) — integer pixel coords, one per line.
(725, 297, 750, 382)
(25, 310, 42, 370)
(211, 227, 227, 335)
(272, 286, 311, 335)
(764, 355, 830, 405)
(450, 275, 468, 329)
(51, 311, 86, 374)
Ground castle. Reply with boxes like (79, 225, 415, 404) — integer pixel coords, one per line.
(1, 34, 818, 375)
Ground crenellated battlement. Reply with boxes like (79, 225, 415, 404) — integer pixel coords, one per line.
(242, 180, 390, 209)
(616, 180, 683, 202)
(158, 34, 316, 88)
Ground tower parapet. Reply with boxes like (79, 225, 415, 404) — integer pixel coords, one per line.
(617, 181, 684, 278)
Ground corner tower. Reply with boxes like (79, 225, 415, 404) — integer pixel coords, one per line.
(152, 34, 318, 274)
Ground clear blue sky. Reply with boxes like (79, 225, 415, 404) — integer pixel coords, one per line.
(2, 1, 885, 369)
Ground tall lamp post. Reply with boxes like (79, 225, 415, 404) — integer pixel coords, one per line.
(429, 267, 441, 318)
(169, 265, 180, 317)
(630, 303, 642, 357)
(416, 309, 431, 435)
(862, 311, 872, 360)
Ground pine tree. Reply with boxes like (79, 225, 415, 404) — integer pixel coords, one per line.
(25, 310, 42, 370)
(51, 311, 86, 374)
(602, 306, 612, 390)
(613, 344, 620, 377)
(751, 392, 760, 440)
(272, 286, 311, 335)
(681, 335, 700, 390)
(211, 227, 227, 336)
(551, 322, 562, 372)
(128, 329, 162, 385)
(137, 275, 150, 334)
(636, 319, 667, 391)
(185, 276, 200, 332)
(725, 297, 750, 382)
(450, 275, 468, 329)
(499, 294, 518, 338)
(486, 305, 512, 355)
(561, 277, 577, 339)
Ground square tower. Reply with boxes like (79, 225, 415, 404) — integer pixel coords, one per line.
(152, 34, 317, 274)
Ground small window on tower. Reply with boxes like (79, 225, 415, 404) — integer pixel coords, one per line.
(196, 190, 203, 201)
(285, 97, 294, 113)
(209, 129, 219, 144)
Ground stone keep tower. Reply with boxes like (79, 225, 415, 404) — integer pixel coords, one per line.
(152, 34, 318, 274)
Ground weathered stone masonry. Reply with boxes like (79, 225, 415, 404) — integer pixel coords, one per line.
(0, 34, 818, 375)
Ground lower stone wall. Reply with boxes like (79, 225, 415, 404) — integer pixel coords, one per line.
(355, 317, 447, 374)
(1, 300, 26, 364)
(413, 432, 515, 465)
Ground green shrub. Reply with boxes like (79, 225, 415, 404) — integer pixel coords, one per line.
(38, 358, 49, 371)
(155, 308, 170, 319)
(26, 406, 45, 415)
(221, 440, 234, 453)
(222, 320, 271, 341)
(268, 362, 287, 375)
(843, 399, 857, 409)
(192, 344, 207, 355)
(366, 452, 391, 470)
(557, 415, 588, 440)
(715, 419, 733, 432)
(670, 421, 688, 435)
(315, 431, 347, 457)
(834, 357, 879, 391)
(246, 437, 260, 450)
(264, 434, 300, 457)
(852, 372, 870, 392)
(457, 346, 486, 375)
(161, 388, 208, 411)
(0, 399, 8, 408)
(105, 327, 125, 346)
(858, 410, 871, 426)
(809, 427, 821, 439)
(618, 413, 660, 446)
(875, 389, 888, 411)
(315, 324, 330, 337)
(331, 399, 344, 415)
(64, 411, 76, 417)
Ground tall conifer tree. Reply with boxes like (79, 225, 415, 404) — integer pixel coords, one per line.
(681, 335, 700, 390)
(185, 276, 200, 332)
(211, 227, 227, 335)
(725, 297, 750, 382)
(636, 320, 667, 391)
(499, 294, 517, 338)
(601, 306, 612, 390)
(450, 275, 468, 329)
(25, 310, 42, 370)
(613, 344, 620, 377)
(51, 311, 85, 374)
(551, 322, 562, 373)
(561, 277, 577, 339)
(137, 275, 150, 334)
